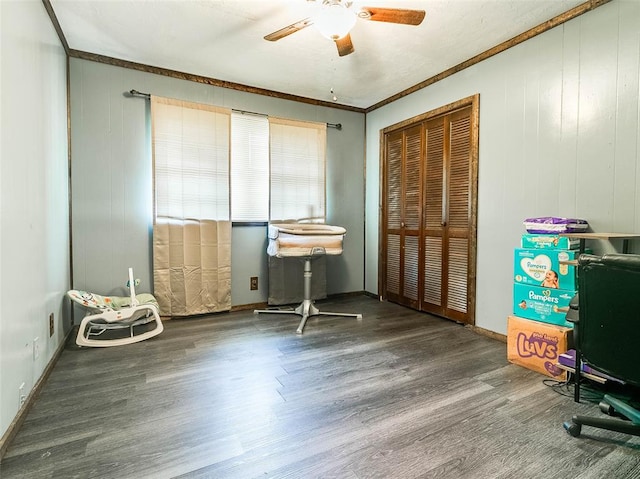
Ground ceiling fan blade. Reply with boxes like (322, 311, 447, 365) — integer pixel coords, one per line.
(335, 34, 355, 57)
(264, 18, 313, 41)
(359, 7, 425, 25)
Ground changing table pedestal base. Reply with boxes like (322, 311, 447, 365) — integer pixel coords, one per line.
(254, 257, 362, 334)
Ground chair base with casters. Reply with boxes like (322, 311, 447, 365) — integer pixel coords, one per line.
(254, 223, 362, 334)
(68, 268, 164, 347)
(563, 394, 640, 438)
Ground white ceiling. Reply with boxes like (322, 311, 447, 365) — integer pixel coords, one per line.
(50, 0, 588, 110)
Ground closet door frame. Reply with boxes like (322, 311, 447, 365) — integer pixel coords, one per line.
(379, 94, 479, 324)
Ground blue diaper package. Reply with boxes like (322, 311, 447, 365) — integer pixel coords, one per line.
(520, 234, 579, 250)
(513, 283, 575, 328)
(514, 248, 580, 291)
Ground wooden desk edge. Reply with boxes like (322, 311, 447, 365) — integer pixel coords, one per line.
(558, 233, 640, 240)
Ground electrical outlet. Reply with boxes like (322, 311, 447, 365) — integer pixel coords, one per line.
(33, 337, 40, 360)
(19, 383, 26, 407)
(49, 313, 54, 337)
(250, 276, 258, 290)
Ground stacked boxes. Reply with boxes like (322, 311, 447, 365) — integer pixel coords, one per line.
(512, 235, 580, 328)
(508, 233, 577, 378)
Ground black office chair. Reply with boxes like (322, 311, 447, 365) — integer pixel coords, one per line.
(563, 253, 640, 438)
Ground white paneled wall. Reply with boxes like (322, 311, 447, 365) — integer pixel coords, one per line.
(0, 2, 70, 439)
(366, 1, 640, 335)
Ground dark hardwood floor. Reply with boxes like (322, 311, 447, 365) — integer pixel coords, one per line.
(2, 295, 640, 478)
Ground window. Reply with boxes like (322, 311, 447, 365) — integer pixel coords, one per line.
(151, 96, 231, 221)
(231, 112, 269, 222)
(152, 96, 327, 224)
(269, 117, 327, 222)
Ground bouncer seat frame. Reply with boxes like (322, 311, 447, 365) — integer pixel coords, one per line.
(254, 223, 362, 334)
(68, 268, 164, 347)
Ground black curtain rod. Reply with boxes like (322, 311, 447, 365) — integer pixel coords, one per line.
(127, 89, 342, 130)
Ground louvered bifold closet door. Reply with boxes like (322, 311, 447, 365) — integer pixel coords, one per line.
(403, 126, 422, 306)
(422, 118, 445, 314)
(382, 97, 477, 325)
(384, 126, 422, 308)
(445, 109, 472, 321)
(385, 132, 402, 299)
(421, 106, 473, 323)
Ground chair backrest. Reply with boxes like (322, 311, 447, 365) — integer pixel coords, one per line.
(578, 253, 640, 387)
(67, 290, 115, 313)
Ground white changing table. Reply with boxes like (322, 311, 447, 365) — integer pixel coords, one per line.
(254, 223, 362, 334)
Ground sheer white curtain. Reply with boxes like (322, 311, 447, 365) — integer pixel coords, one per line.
(151, 96, 231, 316)
(268, 117, 327, 223)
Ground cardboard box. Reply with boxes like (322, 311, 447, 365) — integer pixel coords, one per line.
(520, 234, 579, 250)
(513, 283, 575, 328)
(507, 315, 571, 379)
(514, 248, 579, 291)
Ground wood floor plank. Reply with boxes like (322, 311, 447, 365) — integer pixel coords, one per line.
(2, 295, 640, 478)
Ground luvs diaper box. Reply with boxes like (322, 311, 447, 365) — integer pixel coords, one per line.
(514, 248, 579, 291)
(507, 315, 571, 379)
(513, 283, 575, 328)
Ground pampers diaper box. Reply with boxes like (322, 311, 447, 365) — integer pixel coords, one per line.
(514, 248, 579, 291)
(507, 315, 571, 379)
(513, 283, 575, 328)
(520, 234, 579, 250)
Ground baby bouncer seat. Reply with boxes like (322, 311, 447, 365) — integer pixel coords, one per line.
(68, 268, 164, 347)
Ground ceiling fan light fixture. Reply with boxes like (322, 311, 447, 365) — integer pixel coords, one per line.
(313, 1, 357, 41)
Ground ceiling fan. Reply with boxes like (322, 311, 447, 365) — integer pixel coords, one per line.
(264, 0, 426, 57)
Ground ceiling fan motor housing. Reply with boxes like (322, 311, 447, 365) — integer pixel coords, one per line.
(313, 0, 357, 40)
